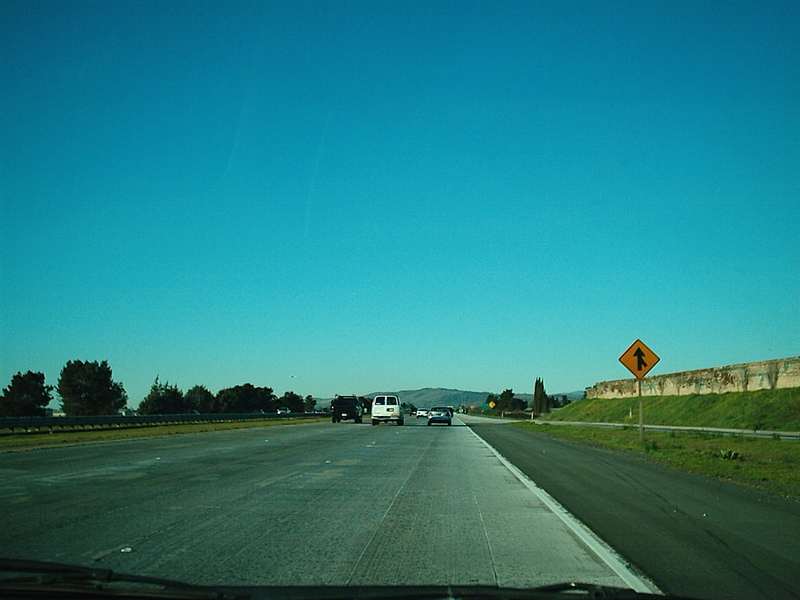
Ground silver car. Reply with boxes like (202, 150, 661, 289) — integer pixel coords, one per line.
(427, 406, 452, 426)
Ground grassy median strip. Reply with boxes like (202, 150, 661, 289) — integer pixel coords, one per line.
(0, 418, 327, 452)
(513, 421, 800, 499)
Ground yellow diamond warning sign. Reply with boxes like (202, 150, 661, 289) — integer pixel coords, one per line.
(619, 339, 660, 379)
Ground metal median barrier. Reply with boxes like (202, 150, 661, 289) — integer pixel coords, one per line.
(0, 412, 318, 434)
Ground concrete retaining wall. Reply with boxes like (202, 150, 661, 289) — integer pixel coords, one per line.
(585, 357, 800, 399)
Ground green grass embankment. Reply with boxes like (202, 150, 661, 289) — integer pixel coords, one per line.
(513, 388, 800, 498)
(545, 388, 800, 431)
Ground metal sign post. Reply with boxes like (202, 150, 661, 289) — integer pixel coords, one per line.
(619, 339, 660, 442)
(637, 378, 643, 442)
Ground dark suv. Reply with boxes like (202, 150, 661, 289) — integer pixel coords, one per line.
(331, 395, 363, 423)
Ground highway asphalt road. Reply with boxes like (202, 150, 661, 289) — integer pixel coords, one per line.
(1, 418, 654, 592)
(463, 415, 800, 600)
(3, 416, 798, 600)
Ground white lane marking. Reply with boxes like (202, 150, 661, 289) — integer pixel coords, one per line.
(465, 423, 661, 594)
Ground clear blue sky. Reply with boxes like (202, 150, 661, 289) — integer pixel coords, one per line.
(2, 0, 798, 408)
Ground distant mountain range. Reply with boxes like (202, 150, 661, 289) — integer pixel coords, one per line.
(365, 388, 494, 409)
(356, 387, 585, 408)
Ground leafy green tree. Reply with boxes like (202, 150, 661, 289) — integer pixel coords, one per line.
(185, 385, 217, 413)
(303, 395, 316, 412)
(0, 371, 53, 417)
(138, 377, 185, 414)
(497, 389, 526, 412)
(279, 391, 304, 412)
(57, 360, 127, 416)
(217, 384, 275, 413)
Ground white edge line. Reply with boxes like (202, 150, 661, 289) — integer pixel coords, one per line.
(466, 425, 662, 595)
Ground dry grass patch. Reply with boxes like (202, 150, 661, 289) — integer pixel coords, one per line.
(0, 417, 327, 452)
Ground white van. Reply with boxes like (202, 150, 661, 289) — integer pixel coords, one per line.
(371, 395, 403, 426)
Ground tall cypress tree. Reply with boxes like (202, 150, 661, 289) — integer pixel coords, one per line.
(533, 377, 547, 415)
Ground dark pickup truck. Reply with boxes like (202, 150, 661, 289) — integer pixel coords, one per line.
(331, 395, 363, 424)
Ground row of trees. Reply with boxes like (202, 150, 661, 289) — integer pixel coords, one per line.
(138, 378, 315, 415)
(485, 380, 572, 415)
(2, 361, 567, 418)
(0, 360, 314, 417)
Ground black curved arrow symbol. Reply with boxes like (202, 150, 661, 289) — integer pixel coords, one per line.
(634, 347, 647, 371)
